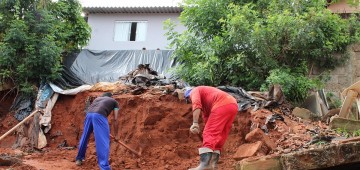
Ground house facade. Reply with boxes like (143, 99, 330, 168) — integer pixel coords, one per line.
(81, 0, 186, 50)
(327, 0, 360, 13)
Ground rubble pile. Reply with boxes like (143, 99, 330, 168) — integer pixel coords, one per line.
(0, 82, 357, 170)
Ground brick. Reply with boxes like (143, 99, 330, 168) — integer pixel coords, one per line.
(233, 141, 263, 161)
(292, 107, 320, 121)
(234, 155, 282, 170)
(245, 128, 277, 150)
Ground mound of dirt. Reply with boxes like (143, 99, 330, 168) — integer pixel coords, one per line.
(0, 86, 336, 170)
(45, 90, 244, 169)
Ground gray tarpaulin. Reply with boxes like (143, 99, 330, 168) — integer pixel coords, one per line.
(70, 49, 176, 84)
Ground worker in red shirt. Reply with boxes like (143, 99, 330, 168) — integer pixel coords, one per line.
(185, 86, 238, 170)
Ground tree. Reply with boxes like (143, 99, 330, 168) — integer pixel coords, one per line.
(165, 0, 360, 103)
(0, 0, 90, 95)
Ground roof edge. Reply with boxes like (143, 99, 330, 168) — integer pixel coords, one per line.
(83, 6, 183, 14)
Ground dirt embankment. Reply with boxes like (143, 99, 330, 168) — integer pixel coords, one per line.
(0, 90, 245, 169)
(0, 88, 320, 170)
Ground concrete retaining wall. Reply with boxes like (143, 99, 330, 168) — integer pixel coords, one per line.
(235, 141, 360, 170)
(312, 44, 360, 97)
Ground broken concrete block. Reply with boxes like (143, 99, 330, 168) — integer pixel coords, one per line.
(292, 107, 320, 121)
(301, 91, 329, 117)
(233, 141, 263, 161)
(267, 84, 284, 104)
(234, 155, 282, 170)
(234, 141, 360, 170)
(281, 141, 360, 169)
(330, 117, 360, 133)
(174, 89, 185, 100)
(245, 128, 276, 150)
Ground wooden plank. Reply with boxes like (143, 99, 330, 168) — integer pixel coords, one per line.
(341, 80, 360, 97)
(0, 110, 40, 141)
(340, 136, 360, 144)
(356, 97, 360, 120)
(339, 90, 357, 118)
(110, 135, 141, 157)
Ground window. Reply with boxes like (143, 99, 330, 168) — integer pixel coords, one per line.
(114, 21, 147, 42)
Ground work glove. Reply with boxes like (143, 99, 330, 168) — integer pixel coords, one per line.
(190, 122, 200, 134)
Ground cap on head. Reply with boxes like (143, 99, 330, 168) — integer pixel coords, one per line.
(102, 92, 113, 97)
(184, 87, 193, 99)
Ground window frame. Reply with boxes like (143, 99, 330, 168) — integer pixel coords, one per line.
(114, 20, 148, 42)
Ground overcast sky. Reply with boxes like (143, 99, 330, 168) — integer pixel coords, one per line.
(79, 0, 182, 7)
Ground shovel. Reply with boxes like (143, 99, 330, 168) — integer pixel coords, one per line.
(110, 134, 142, 157)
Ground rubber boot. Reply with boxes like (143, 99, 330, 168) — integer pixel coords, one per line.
(188, 152, 212, 170)
(210, 152, 220, 170)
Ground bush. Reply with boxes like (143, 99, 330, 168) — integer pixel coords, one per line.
(166, 0, 360, 98)
(326, 92, 342, 109)
(260, 68, 323, 104)
(0, 0, 90, 95)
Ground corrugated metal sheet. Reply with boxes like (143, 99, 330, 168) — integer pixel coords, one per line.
(83, 6, 182, 14)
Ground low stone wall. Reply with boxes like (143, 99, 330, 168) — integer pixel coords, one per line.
(311, 44, 360, 97)
(351, 44, 360, 84)
(235, 141, 360, 170)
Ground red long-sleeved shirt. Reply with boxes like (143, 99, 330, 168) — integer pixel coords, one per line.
(190, 86, 237, 117)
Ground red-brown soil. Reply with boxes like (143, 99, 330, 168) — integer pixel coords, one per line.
(0, 87, 328, 170)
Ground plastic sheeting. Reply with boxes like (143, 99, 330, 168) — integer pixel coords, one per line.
(36, 83, 54, 109)
(52, 66, 87, 90)
(217, 86, 258, 111)
(70, 49, 176, 85)
(49, 83, 93, 95)
(10, 94, 34, 121)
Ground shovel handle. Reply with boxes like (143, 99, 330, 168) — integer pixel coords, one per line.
(0, 110, 40, 141)
(110, 135, 141, 157)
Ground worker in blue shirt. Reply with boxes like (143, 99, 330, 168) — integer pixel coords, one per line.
(75, 92, 119, 170)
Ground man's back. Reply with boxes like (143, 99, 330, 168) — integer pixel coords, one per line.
(190, 86, 237, 115)
(87, 97, 119, 117)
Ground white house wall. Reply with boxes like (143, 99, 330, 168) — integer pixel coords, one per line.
(85, 13, 186, 50)
(327, 0, 360, 13)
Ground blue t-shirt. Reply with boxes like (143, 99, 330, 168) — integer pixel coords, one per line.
(87, 96, 119, 117)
